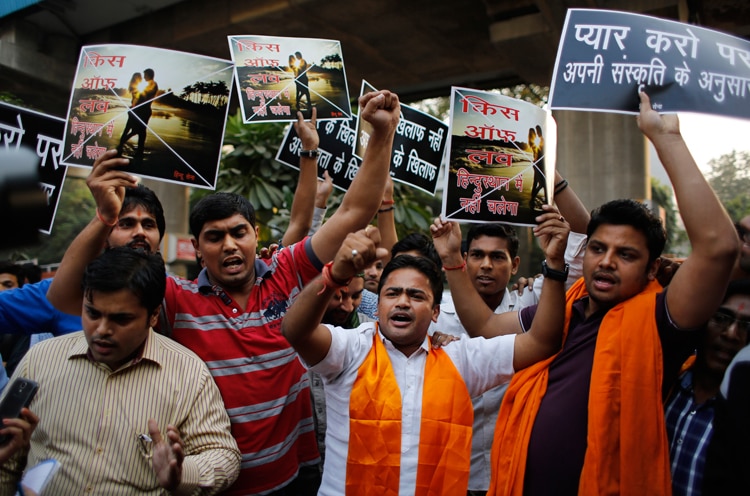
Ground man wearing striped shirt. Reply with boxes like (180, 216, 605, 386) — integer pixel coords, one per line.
(0, 248, 240, 495)
(47, 90, 401, 495)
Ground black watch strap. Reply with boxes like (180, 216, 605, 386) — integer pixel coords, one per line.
(300, 149, 320, 158)
(541, 260, 569, 282)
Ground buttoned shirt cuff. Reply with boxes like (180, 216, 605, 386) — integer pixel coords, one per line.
(174, 458, 200, 496)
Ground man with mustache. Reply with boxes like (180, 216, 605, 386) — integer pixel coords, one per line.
(431, 92, 739, 495)
(282, 200, 570, 495)
(664, 279, 750, 496)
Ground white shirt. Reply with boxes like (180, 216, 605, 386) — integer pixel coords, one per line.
(308, 322, 516, 496)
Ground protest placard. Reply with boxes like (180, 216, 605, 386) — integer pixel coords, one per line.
(0, 102, 67, 234)
(354, 81, 447, 195)
(550, 9, 750, 118)
(229, 35, 351, 123)
(60, 44, 234, 190)
(441, 87, 554, 226)
(276, 117, 361, 192)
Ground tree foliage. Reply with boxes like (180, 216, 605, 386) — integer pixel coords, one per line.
(650, 177, 686, 256)
(706, 150, 750, 221)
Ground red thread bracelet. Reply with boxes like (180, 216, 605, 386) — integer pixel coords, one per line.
(381, 199, 395, 205)
(317, 262, 353, 295)
(96, 208, 117, 227)
(443, 261, 466, 272)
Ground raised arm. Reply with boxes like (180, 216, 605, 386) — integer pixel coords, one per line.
(638, 92, 738, 328)
(47, 150, 136, 314)
(282, 109, 320, 247)
(307, 171, 333, 236)
(552, 169, 590, 235)
(375, 176, 397, 264)
(431, 204, 569, 340)
(310, 90, 400, 263)
(282, 227, 389, 366)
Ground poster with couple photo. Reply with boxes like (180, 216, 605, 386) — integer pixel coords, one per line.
(228, 35, 352, 123)
(60, 44, 235, 190)
(441, 87, 555, 227)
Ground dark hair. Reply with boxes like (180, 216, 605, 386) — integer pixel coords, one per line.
(82, 247, 165, 316)
(189, 192, 256, 237)
(0, 261, 25, 288)
(391, 232, 442, 270)
(122, 185, 166, 240)
(378, 255, 443, 307)
(143, 68, 155, 79)
(20, 262, 41, 284)
(725, 279, 750, 300)
(587, 199, 666, 265)
(465, 223, 519, 258)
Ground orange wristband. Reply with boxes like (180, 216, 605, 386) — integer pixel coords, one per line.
(317, 262, 352, 295)
(96, 209, 117, 227)
(443, 261, 466, 271)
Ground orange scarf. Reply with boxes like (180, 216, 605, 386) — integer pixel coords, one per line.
(346, 325, 474, 495)
(489, 277, 671, 496)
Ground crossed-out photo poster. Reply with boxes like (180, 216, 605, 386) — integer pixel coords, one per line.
(61, 44, 234, 190)
(229, 35, 351, 123)
(442, 87, 555, 227)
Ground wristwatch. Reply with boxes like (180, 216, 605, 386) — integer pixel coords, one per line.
(299, 149, 320, 158)
(541, 260, 569, 282)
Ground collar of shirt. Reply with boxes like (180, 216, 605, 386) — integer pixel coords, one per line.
(196, 259, 271, 294)
(377, 326, 432, 356)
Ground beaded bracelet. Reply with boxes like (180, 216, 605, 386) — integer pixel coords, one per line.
(378, 206, 395, 213)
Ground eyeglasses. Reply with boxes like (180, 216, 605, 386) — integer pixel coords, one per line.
(735, 223, 750, 244)
(709, 309, 750, 335)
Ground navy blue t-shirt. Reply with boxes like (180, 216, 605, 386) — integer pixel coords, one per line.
(519, 290, 697, 496)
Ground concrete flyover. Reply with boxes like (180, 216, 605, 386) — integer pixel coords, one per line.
(1, 0, 748, 226)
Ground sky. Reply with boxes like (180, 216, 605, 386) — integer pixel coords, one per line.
(650, 112, 750, 183)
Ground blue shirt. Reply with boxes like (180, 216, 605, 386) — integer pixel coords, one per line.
(358, 289, 378, 319)
(0, 278, 81, 336)
(665, 369, 716, 496)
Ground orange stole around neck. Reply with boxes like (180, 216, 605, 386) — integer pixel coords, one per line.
(346, 325, 474, 495)
(488, 277, 670, 496)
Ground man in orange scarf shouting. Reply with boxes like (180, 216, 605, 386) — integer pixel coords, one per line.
(281, 207, 570, 496)
(430, 92, 739, 496)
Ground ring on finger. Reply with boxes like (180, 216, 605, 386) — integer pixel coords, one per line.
(351, 249, 358, 258)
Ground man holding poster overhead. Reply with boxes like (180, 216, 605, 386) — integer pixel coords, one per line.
(432, 93, 738, 496)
